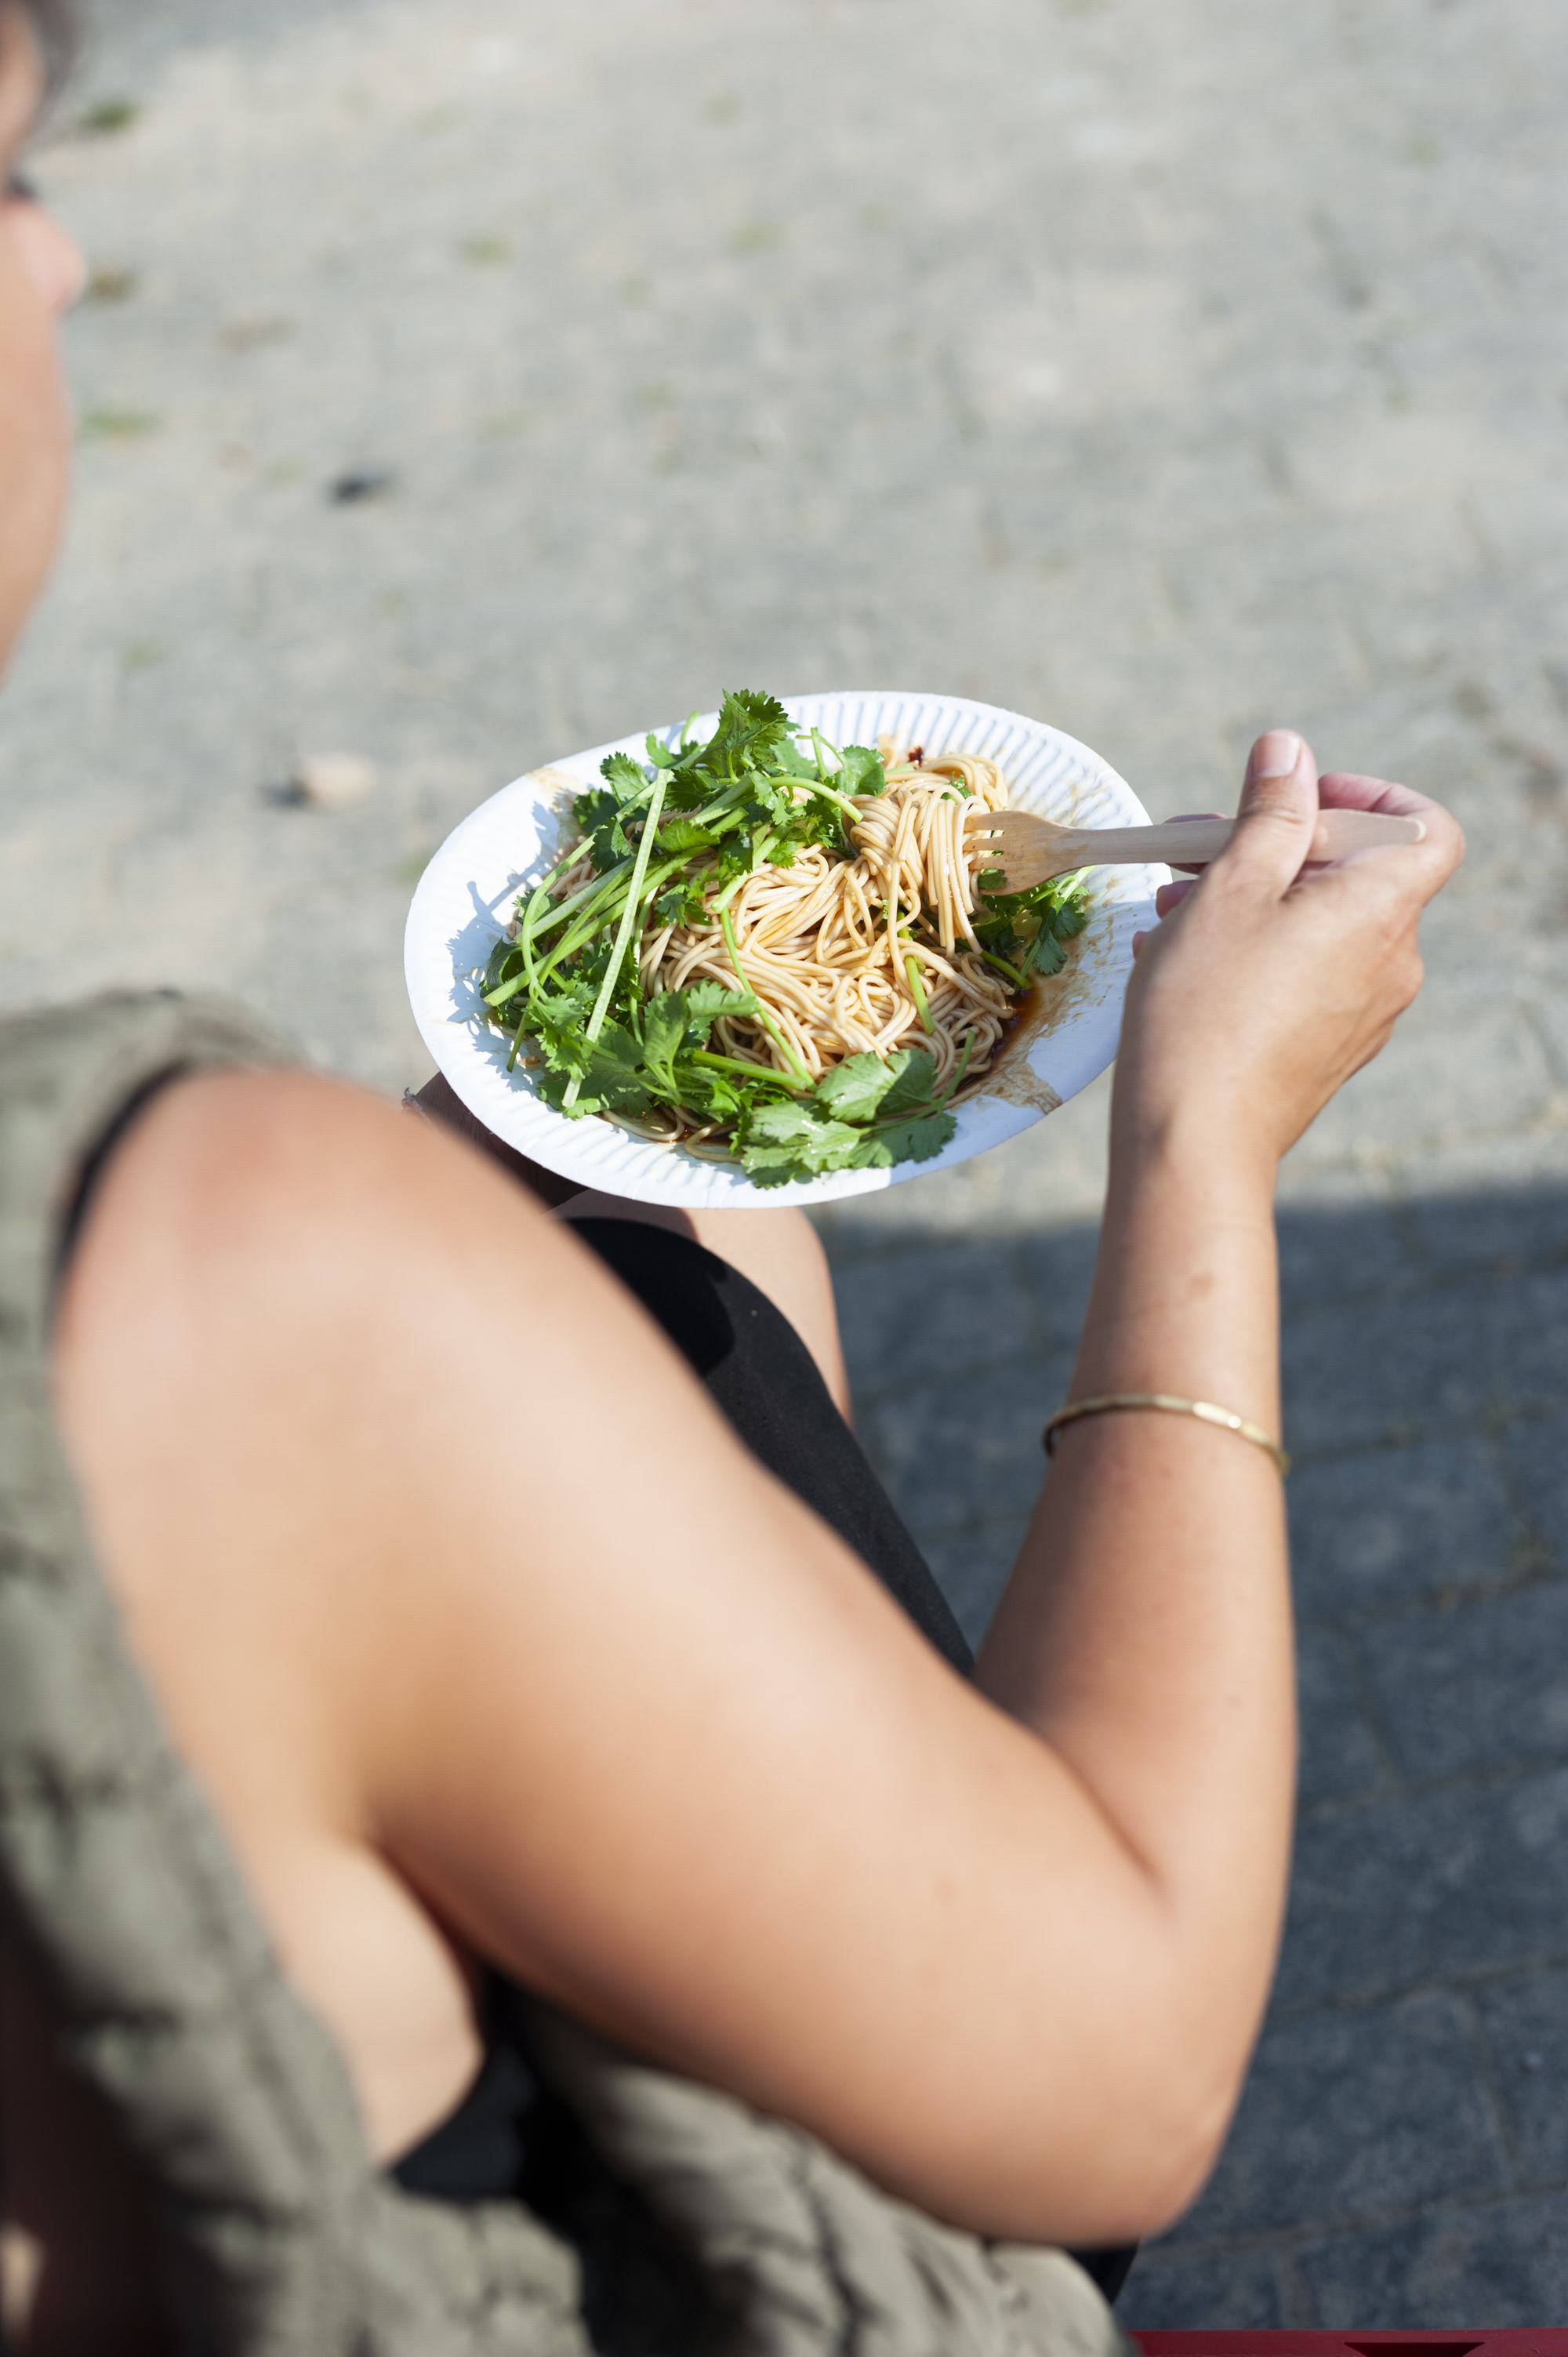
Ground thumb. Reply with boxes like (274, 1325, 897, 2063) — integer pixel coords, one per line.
(1221, 728, 1319, 893)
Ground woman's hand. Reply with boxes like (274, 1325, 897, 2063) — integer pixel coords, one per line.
(1117, 728, 1465, 1175)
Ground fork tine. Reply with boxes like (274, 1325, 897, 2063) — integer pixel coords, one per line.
(964, 809, 1062, 892)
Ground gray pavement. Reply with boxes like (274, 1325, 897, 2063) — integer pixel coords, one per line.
(13, 0, 1568, 2326)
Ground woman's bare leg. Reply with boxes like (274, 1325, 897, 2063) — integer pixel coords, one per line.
(408, 1074, 851, 1421)
(551, 1192, 851, 1423)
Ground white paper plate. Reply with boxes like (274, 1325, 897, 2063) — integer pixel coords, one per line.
(404, 690, 1164, 1208)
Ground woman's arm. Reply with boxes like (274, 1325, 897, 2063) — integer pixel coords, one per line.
(52, 732, 1461, 2250)
(979, 731, 1446, 2228)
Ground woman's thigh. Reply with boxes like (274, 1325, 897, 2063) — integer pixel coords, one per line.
(554, 1193, 851, 1422)
(407, 1072, 851, 1419)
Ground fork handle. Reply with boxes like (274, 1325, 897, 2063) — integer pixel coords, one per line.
(1055, 809, 1425, 867)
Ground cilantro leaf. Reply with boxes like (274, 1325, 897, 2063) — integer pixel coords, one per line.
(729, 1045, 954, 1180)
(665, 763, 720, 812)
(742, 1101, 818, 1149)
(658, 816, 719, 854)
(738, 1089, 953, 1182)
(710, 689, 793, 771)
(524, 987, 596, 1076)
(771, 734, 820, 779)
(638, 993, 690, 1095)
(600, 750, 651, 804)
(874, 1046, 942, 1117)
(572, 787, 630, 873)
(481, 939, 525, 998)
(737, 1145, 807, 1189)
(746, 774, 798, 828)
(683, 979, 760, 1036)
(793, 795, 848, 854)
(848, 1110, 956, 1168)
(653, 881, 706, 926)
(812, 1050, 901, 1123)
(573, 1023, 652, 1116)
(972, 870, 1092, 973)
(679, 1066, 742, 1120)
(740, 1099, 866, 1179)
(837, 744, 885, 796)
(811, 1045, 940, 1124)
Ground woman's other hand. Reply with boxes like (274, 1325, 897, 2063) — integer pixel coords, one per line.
(1119, 729, 1464, 1175)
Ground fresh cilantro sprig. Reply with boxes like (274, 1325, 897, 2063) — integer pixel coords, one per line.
(517, 979, 775, 1121)
(737, 1046, 957, 1187)
(971, 871, 1091, 985)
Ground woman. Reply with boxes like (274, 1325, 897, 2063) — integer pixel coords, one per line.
(0, 2, 1464, 2348)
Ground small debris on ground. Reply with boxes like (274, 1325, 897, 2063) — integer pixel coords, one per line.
(81, 409, 161, 442)
(78, 97, 140, 137)
(279, 753, 379, 810)
(328, 469, 396, 504)
(85, 266, 138, 303)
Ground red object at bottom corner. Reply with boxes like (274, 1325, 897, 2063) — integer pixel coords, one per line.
(1131, 2334, 1568, 2357)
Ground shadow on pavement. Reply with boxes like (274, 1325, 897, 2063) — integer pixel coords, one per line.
(826, 1181, 1568, 2328)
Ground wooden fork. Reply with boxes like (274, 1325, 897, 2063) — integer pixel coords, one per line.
(965, 806, 1426, 893)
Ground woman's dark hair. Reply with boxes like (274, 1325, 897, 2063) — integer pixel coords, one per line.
(15, 0, 78, 101)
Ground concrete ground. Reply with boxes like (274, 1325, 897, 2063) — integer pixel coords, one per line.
(12, 0, 1568, 2325)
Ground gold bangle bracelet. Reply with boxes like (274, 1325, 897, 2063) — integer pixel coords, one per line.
(1042, 1392, 1290, 1478)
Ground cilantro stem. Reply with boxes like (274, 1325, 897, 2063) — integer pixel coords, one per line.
(691, 1048, 812, 1095)
(794, 778, 864, 819)
(563, 768, 671, 1108)
(485, 971, 532, 1013)
(485, 849, 626, 1011)
(903, 953, 935, 1034)
(514, 836, 580, 937)
(519, 902, 543, 997)
(980, 948, 1029, 990)
(531, 852, 690, 995)
(487, 877, 619, 1008)
(718, 905, 814, 1088)
(507, 855, 633, 964)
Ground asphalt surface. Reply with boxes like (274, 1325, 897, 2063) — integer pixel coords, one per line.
(13, 0, 1568, 2325)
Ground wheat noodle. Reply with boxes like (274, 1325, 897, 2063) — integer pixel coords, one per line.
(543, 747, 1022, 1146)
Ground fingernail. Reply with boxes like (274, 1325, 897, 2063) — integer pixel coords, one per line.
(1250, 728, 1302, 780)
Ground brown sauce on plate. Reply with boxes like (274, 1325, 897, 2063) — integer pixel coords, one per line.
(973, 921, 1104, 1116)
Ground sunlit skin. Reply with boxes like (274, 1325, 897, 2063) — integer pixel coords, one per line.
(0, 9, 1465, 2349)
(0, 27, 80, 668)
